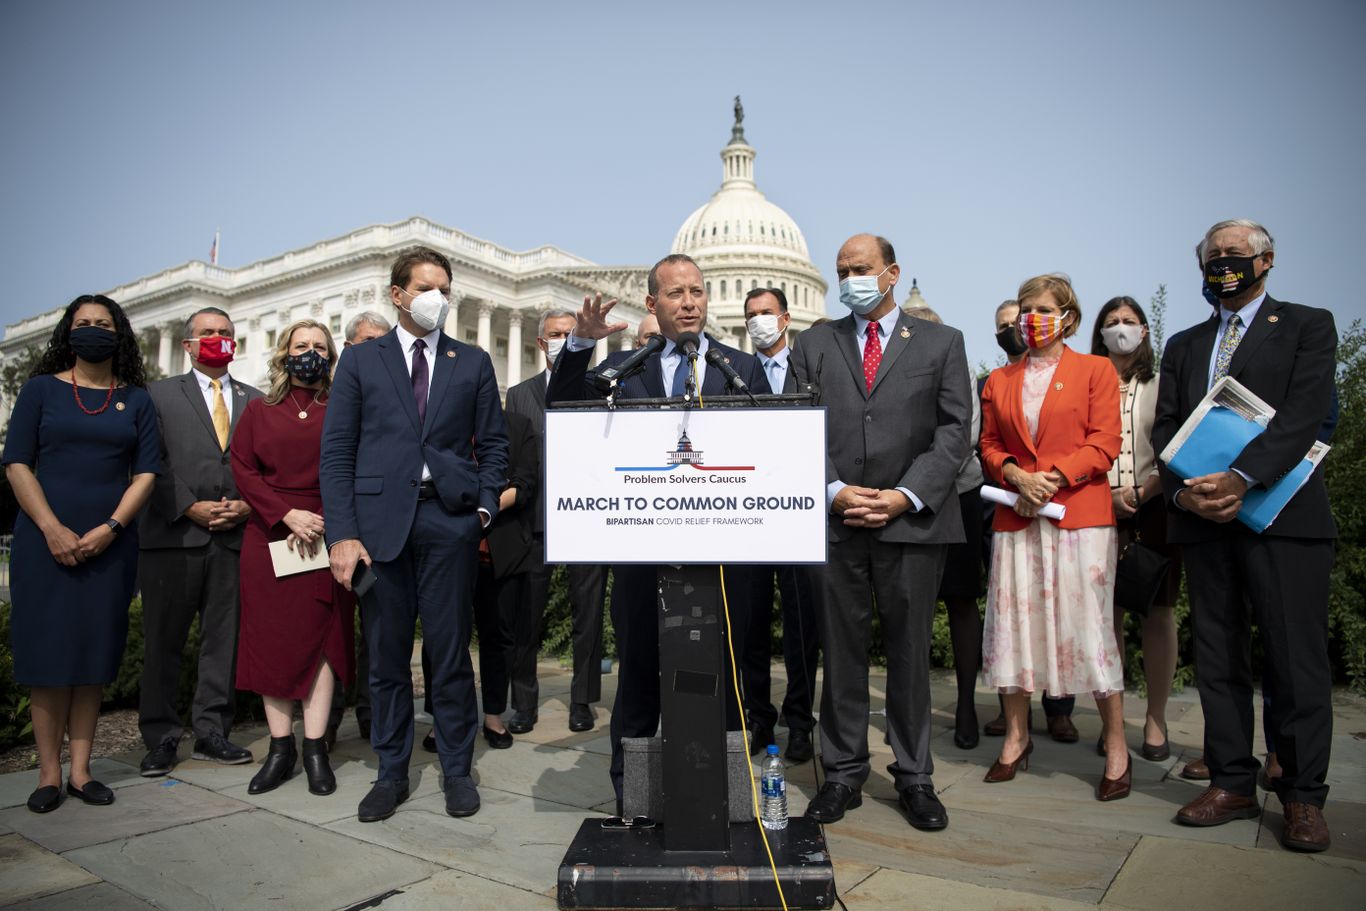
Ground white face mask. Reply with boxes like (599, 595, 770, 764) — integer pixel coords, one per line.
(398, 288, 450, 332)
(746, 314, 783, 349)
(543, 337, 567, 366)
(1101, 322, 1145, 355)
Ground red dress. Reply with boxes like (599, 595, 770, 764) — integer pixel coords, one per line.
(231, 388, 354, 699)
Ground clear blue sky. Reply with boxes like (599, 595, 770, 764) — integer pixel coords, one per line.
(2, 0, 1363, 370)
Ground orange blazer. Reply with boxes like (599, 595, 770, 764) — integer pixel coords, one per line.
(980, 346, 1122, 531)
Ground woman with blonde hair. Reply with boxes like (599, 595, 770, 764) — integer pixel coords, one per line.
(232, 320, 354, 796)
(979, 274, 1130, 800)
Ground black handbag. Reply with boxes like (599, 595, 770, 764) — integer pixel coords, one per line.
(1115, 531, 1170, 618)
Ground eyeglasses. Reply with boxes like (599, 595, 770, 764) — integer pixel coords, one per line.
(600, 815, 656, 830)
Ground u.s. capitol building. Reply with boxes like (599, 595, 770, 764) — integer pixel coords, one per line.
(0, 103, 827, 397)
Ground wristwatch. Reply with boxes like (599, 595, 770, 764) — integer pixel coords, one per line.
(105, 518, 123, 535)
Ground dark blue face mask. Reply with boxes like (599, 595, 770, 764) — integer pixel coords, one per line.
(284, 349, 329, 383)
(68, 326, 118, 363)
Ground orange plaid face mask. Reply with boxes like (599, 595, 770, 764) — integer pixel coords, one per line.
(1016, 312, 1066, 349)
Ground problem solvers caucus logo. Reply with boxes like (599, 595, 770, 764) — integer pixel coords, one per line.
(615, 431, 755, 473)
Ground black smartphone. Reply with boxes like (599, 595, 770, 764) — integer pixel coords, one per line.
(351, 561, 376, 598)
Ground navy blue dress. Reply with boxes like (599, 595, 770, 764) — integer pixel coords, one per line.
(2, 375, 161, 686)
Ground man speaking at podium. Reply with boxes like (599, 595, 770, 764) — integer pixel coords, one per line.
(789, 233, 971, 832)
(546, 252, 767, 809)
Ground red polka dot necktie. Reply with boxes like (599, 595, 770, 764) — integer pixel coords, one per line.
(863, 322, 882, 393)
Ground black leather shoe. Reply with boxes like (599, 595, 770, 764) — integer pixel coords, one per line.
(900, 784, 948, 830)
(506, 710, 537, 734)
(358, 779, 410, 822)
(323, 725, 338, 754)
(443, 774, 480, 817)
(785, 728, 814, 763)
(422, 730, 437, 752)
(805, 782, 861, 823)
(66, 779, 115, 806)
(482, 724, 513, 749)
(749, 726, 776, 757)
(248, 735, 297, 795)
(954, 704, 980, 750)
(193, 732, 253, 765)
(568, 703, 595, 732)
(302, 737, 336, 795)
(26, 785, 61, 813)
(357, 716, 371, 741)
(140, 736, 179, 777)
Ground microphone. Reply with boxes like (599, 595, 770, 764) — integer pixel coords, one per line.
(704, 347, 754, 398)
(591, 333, 666, 392)
(675, 331, 701, 360)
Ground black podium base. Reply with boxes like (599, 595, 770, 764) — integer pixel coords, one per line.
(557, 817, 835, 909)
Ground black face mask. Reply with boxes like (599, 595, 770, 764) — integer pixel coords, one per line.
(1203, 254, 1266, 300)
(995, 325, 1028, 358)
(68, 326, 118, 363)
(284, 349, 329, 384)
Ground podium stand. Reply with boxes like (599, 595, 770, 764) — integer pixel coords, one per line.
(548, 396, 834, 910)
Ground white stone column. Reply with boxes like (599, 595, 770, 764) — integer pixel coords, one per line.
(476, 301, 493, 352)
(618, 331, 634, 352)
(506, 312, 523, 387)
(741, 331, 754, 354)
(157, 329, 173, 376)
(443, 291, 463, 338)
(593, 336, 609, 367)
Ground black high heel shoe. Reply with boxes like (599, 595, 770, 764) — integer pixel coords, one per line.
(954, 704, 980, 750)
(482, 724, 514, 749)
(302, 736, 336, 795)
(248, 735, 297, 794)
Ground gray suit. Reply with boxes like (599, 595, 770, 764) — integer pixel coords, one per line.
(503, 370, 609, 711)
(138, 371, 262, 747)
(789, 311, 970, 791)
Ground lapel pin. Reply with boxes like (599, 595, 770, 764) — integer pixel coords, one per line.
(446, 350, 456, 358)
(900, 327, 910, 338)
(1055, 382, 1064, 391)
(115, 401, 126, 411)
(1267, 315, 1279, 323)
(235, 388, 244, 396)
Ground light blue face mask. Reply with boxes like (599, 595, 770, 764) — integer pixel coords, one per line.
(838, 264, 894, 315)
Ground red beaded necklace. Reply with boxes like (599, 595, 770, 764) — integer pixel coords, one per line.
(70, 371, 116, 415)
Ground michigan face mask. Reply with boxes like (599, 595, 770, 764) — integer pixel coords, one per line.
(1203, 254, 1264, 300)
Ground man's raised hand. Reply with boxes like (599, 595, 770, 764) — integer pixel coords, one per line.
(575, 293, 629, 340)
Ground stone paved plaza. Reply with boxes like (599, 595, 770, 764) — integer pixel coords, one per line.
(2, 655, 1364, 910)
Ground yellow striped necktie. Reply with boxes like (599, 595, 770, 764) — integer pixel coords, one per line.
(210, 378, 230, 451)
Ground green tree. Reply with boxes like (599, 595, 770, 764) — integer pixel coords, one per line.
(1148, 284, 1168, 361)
(1326, 320, 1366, 691)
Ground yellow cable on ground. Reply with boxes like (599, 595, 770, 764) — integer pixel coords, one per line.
(693, 357, 789, 911)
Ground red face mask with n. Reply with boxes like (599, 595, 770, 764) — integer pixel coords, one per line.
(195, 337, 236, 367)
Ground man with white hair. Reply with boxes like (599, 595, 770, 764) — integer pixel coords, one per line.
(344, 311, 392, 348)
(1153, 219, 1337, 852)
(503, 308, 609, 734)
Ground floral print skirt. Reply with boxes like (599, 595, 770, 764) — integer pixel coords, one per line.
(983, 521, 1124, 699)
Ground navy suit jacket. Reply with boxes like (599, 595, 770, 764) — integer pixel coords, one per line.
(1152, 295, 1337, 542)
(320, 328, 509, 563)
(546, 334, 767, 405)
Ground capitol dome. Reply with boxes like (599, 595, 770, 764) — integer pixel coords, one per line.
(671, 99, 828, 352)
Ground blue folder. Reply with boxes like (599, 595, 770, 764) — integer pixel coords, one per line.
(1166, 405, 1315, 533)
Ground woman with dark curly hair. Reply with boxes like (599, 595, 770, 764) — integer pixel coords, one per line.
(2, 294, 160, 813)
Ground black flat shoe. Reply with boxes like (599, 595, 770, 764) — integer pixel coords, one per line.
(482, 724, 513, 749)
(248, 735, 297, 795)
(805, 782, 861, 824)
(954, 705, 980, 750)
(422, 729, 437, 752)
(302, 737, 336, 795)
(358, 779, 409, 823)
(66, 779, 115, 806)
(506, 710, 537, 734)
(27, 785, 61, 813)
(900, 783, 949, 831)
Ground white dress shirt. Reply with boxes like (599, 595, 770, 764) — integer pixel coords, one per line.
(757, 346, 790, 394)
(192, 368, 235, 423)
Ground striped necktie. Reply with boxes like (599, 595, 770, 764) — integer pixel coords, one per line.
(209, 378, 229, 451)
(1212, 313, 1243, 383)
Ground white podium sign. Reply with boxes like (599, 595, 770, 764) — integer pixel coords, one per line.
(545, 407, 827, 564)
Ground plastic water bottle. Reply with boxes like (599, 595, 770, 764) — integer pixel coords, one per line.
(760, 744, 788, 830)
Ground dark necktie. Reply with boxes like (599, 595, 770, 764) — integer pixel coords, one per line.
(670, 350, 695, 397)
(863, 322, 882, 393)
(411, 338, 428, 423)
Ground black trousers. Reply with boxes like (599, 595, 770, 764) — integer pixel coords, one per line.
(738, 565, 820, 735)
(423, 562, 513, 717)
(817, 534, 945, 791)
(363, 502, 480, 782)
(1184, 528, 1334, 807)
(508, 541, 608, 713)
(608, 564, 743, 801)
(137, 540, 242, 747)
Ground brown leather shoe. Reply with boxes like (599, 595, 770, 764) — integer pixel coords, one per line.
(984, 740, 1033, 783)
(1047, 715, 1079, 743)
(1176, 787, 1260, 827)
(1180, 755, 1211, 780)
(1282, 802, 1330, 852)
(1097, 757, 1132, 801)
(983, 713, 1007, 736)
